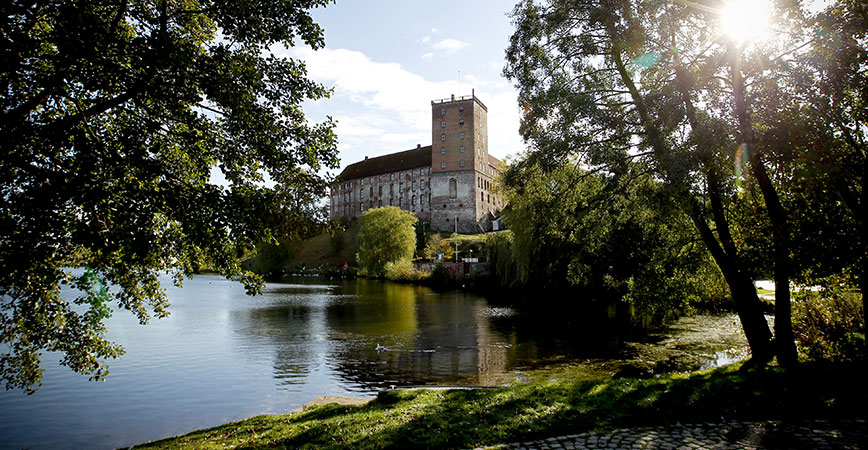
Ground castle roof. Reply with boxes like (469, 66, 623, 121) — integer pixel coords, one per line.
(336, 145, 432, 181)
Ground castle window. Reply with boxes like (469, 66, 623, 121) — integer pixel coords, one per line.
(459, 132, 465, 139)
(390, 173, 394, 180)
(441, 162, 446, 169)
(378, 186, 382, 196)
(390, 184, 394, 195)
(399, 183, 403, 194)
(399, 197, 403, 207)
(360, 178, 364, 186)
(421, 180, 425, 190)
(360, 202, 363, 211)
(360, 190, 364, 200)
(460, 146, 465, 153)
(441, 121, 446, 128)
(449, 178, 457, 198)
(481, 192, 484, 202)
(459, 119, 464, 126)
(378, 175, 382, 182)
(412, 181, 416, 191)
(399, 172, 404, 180)
(412, 195, 416, 206)
(459, 105, 464, 112)
(459, 160, 465, 168)
(441, 147, 446, 155)
(440, 108, 446, 116)
(440, 134, 446, 142)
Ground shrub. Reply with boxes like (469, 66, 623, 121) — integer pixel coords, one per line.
(384, 259, 429, 281)
(792, 288, 864, 362)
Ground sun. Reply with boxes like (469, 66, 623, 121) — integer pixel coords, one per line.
(720, 0, 773, 45)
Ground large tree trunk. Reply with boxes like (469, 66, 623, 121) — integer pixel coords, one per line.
(730, 49, 798, 367)
(673, 64, 774, 363)
(689, 197, 774, 363)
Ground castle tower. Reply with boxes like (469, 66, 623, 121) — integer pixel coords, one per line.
(429, 92, 490, 233)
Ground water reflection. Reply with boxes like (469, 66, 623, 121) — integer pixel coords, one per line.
(0, 275, 749, 450)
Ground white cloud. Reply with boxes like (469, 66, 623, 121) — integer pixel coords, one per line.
(278, 45, 524, 169)
(432, 38, 470, 54)
(421, 35, 432, 44)
(421, 52, 434, 60)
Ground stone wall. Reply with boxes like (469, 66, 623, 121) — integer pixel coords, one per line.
(430, 170, 481, 233)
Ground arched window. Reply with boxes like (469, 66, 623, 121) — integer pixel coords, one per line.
(449, 178, 457, 198)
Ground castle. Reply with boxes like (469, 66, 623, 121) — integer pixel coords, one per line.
(329, 93, 505, 233)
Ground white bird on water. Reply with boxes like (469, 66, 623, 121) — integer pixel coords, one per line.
(376, 344, 386, 352)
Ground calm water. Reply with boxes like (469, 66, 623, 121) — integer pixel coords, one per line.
(0, 275, 748, 450)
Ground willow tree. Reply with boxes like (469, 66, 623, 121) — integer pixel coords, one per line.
(0, 0, 338, 392)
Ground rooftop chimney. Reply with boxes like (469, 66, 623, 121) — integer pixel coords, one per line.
(364, 156, 368, 160)
(417, 144, 421, 149)
(451, 94, 455, 101)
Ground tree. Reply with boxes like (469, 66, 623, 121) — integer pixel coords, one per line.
(505, 0, 865, 364)
(357, 207, 418, 277)
(500, 159, 722, 319)
(0, 0, 338, 392)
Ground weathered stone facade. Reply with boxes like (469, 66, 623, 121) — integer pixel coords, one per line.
(330, 93, 505, 233)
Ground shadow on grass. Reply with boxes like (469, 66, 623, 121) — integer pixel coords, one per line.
(132, 361, 867, 450)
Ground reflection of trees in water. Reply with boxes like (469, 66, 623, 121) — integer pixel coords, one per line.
(229, 295, 323, 387)
(229, 279, 635, 391)
(485, 299, 641, 371)
(325, 284, 514, 389)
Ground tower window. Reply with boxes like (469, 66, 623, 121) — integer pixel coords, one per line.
(459, 160, 465, 168)
(460, 146, 465, 153)
(459, 105, 464, 112)
(441, 147, 446, 155)
(440, 134, 446, 142)
(441, 121, 446, 128)
(441, 162, 446, 169)
(440, 108, 446, 116)
(459, 132, 465, 139)
(459, 119, 464, 126)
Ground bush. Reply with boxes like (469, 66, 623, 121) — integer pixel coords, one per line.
(384, 259, 429, 281)
(792, 288, 865, 362)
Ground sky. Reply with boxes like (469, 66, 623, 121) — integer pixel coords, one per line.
(276, 0, 526, 177)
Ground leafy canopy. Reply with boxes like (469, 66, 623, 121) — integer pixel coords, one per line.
(357, 207, 418, 277)
(0, 0, 338, 392)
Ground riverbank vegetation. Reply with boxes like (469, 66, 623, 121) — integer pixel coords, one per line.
(502, 0, 865, 366)
(131, 361, 866, 450)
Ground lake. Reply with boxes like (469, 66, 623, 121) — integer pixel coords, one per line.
(0, 274, 749, 449)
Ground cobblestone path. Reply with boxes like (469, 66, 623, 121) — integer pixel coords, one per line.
(475, 420, 866, 449)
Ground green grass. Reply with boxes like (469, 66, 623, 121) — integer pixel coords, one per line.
(129, 361, 865, 449)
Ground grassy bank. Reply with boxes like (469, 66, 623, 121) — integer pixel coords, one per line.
(130, 362, 865, 449)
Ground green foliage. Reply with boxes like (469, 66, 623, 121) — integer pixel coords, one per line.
(499, 161, 717, 318)
(133, 362, 867, 450)
(384, 259, 429, 282)
(423, 233, 454, 260)
(793, 288, 865, 362)
(503, 0, 866, 359)
(486, 231, 518, 287)
(0, 0, 338, 392)
(357, 207, 418, 277)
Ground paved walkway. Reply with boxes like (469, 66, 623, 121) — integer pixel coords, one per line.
(475, 420, 867, 449)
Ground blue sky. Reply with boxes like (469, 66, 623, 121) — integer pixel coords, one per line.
(278, 0, 525, 176)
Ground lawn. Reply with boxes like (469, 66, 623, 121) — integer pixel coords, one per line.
(129, 361, 865, 449)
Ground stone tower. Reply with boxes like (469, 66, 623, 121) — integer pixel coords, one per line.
(429, 92, 490, 233)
